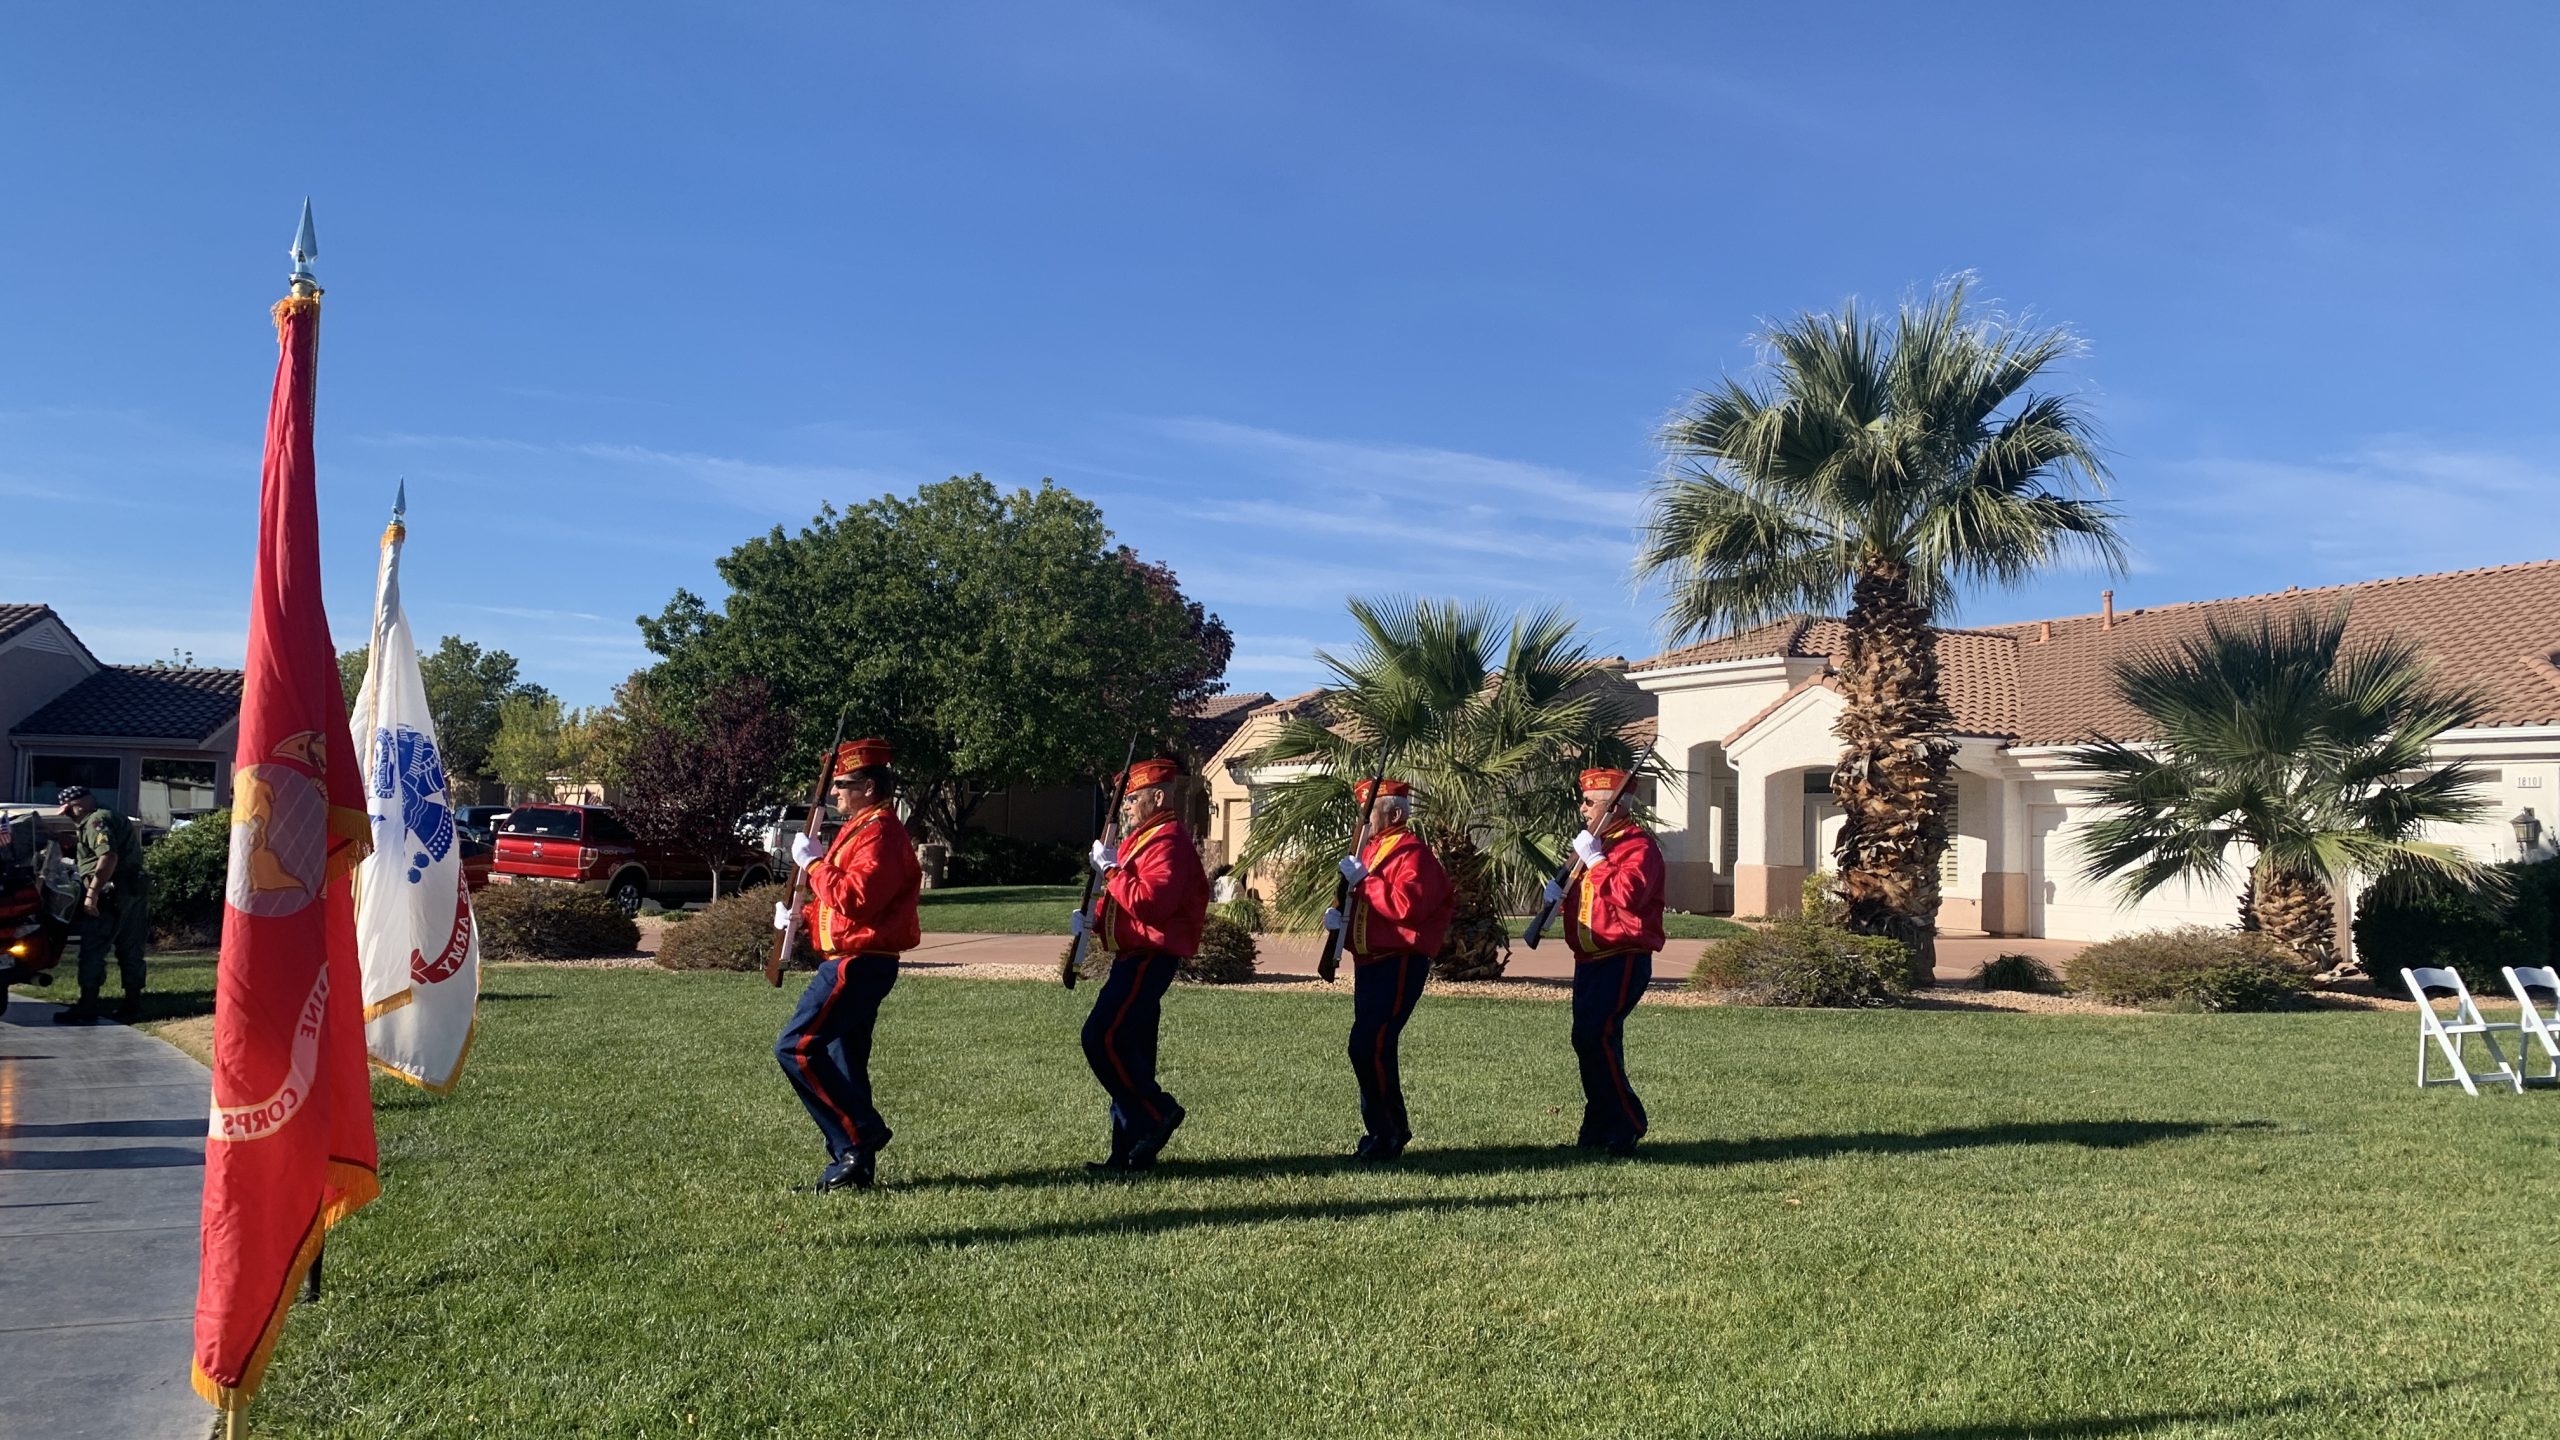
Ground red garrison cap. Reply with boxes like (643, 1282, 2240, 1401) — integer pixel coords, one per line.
(832, 738, 894, 773)
(1120, 757, 1182, 790)
(1580, 768, 1630, 793)
(1352, 778, 1412, 805)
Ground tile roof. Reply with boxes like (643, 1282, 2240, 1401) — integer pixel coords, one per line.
(1995, 559, 2560, 744)
(12, 665, 245, 741)
(1179, 690, 1274, 755)
(0, 604, 53, 646)
(1640, 558, 2560, 746)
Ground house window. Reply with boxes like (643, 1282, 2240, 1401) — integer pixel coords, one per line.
(139, 758, 220, 828)
(29, 755, 123, 812)
(1719, 780, 1739, 872)
(1939, 788, 1961, 886)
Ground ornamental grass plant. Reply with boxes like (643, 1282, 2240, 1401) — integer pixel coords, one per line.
(474, 881, 641, 961)
(1688, 915, 1911, 1007)
(2064, 926, 2311, 1012)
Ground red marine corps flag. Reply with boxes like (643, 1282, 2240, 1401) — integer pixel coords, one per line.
(193, 202, 381, 1416)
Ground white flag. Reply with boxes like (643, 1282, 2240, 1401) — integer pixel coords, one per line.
(351, 499, 479, 1092)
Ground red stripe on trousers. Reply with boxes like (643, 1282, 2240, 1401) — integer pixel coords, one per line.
(794, 959, 866, 1148)
(1102, 957, 1162, 1123)
(1605, 957, 1643, 1133)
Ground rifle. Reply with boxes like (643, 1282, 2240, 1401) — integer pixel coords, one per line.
(1316, 744, 1395, 983)
(1062, 734, 1141, 990)
(1523, 741, 1655, 950)
(765, 706, 852, 988)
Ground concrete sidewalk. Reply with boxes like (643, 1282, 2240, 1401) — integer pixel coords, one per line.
(897, 928, 2082, 987)
(0, 998, 213, 1440)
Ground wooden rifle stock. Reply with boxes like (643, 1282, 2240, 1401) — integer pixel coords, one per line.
(766, 706, 852, 987)
(1316, 744, 1395, 983)
(1522, 741, 1655, 950)
(1063, 735, 1142, 989)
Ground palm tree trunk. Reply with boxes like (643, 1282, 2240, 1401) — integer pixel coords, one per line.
(2252, 868, 2338, 971)
(1830, 557, 1957, 987)
(1428, 826, 1511, 981)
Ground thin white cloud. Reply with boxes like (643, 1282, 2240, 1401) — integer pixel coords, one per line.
(2150, 439, 2560, 580)
(1151, 417, 1644, 521)
(350, 432, 906, 514)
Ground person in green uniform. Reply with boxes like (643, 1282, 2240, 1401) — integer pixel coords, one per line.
(54, 784, 147, 1025)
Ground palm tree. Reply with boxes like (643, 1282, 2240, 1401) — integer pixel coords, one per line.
(1234, 598, 1648, 979)
(1636, 278, 2122, 981)
(2069, 605, 2497, 974)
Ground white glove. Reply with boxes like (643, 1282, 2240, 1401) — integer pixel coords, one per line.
(1571, 830, 1606, 868)
(1542, 879, 1564, 906)
(1070, 910, 1090, 937)
(1321, 906, 1344, 932)
(1338, 855, 1367, 884)
(772, 901, 793, 932)
(790, 832, 821, 868)
(1089, 840, 1118, 873)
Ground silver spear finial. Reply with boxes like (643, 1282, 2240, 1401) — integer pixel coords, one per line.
(393, 478, 407, 519)
(289, 199, 320, 295)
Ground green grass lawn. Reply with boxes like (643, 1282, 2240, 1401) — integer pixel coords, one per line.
(917, 883, 1088, 933)
(117, 961, 2540, 1437)
(918, 884, 1749, 944)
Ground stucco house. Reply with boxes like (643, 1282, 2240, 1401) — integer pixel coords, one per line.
(1631, 559, 2560, 943)
(1202, 669, 1659, 894)
(1, 604, 241, 827)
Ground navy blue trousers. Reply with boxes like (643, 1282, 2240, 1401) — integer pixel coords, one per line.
(1571, 952, 1651, 1145)
(1350, 952, 1429, 1142)
(1082, 950, 1180, 1142)
(775, 953, 898, 1160)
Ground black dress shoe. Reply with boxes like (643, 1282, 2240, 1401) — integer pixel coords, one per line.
(1604, 1139, 1641, 1159)
(113, 992, 143, 1023)
(1350, 1135, 1378, 1160)
(1126, 1103, 1186, 1167)
(53, 1001, 100, 1026)
(1374, 1133, 1411, 1161)
(816, 1148, 877, 1191)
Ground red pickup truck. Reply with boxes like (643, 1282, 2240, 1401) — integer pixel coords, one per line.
(490, 805, 774, 913)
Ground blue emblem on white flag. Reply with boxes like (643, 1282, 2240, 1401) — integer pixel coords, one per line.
(368, 724, 453, 883)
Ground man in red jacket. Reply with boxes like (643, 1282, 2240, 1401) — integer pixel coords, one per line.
(1322, 778, 1453, 1161)
(1071, 756, 1209, 1172)
(1547, 765, 1665, 1156)
(773, 738, 921, 1191)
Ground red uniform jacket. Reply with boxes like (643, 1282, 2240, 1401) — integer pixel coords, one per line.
(1099, 810, 1208, 959)
(1349, 824, 1454, 962)
(806, 803, 922, 958)
(1564, 819, 1665, 961)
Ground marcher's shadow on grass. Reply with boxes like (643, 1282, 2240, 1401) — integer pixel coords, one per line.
(1810, 1377, 2464, 1439)
(892, 1190, 1573, 1248)
(917, 1119, 2274, 1193)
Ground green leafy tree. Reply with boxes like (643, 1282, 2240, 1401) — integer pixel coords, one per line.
(1636, 278, 2122, 981)
(637, 475, 1232, 842)
(340, 636, 549, 793)
(491, 693, 567, 803)
(1234, 598, 1648, 980)
(2069, 605, 2497, 973)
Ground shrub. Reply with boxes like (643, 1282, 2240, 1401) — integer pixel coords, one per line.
(147, 809, 231, 947)
(654, 890, 782, 972)
(475, 881, 641, 961)
(1210, 889, 1267, 935)
(1180, 915, 1259, 984)
(1800, 870, 1847, 925)
(2354, 865, 2552, 999)
(1688, 916, 1909, 1007)
(2064, 926, 2310, 1011)
(1974, 952, 2059, 993)
(944, 828, 1082, 887)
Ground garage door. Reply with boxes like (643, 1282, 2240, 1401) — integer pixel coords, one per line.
(2029, 804, 2243, 941)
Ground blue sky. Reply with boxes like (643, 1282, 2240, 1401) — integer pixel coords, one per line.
(6, 3, 2557, 707)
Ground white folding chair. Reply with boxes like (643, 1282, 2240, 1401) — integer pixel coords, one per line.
(2402, 966, 2522, 1096)
(2501, 965, 2560, 1086)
